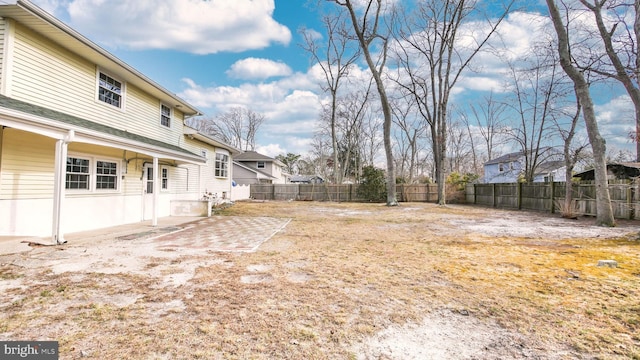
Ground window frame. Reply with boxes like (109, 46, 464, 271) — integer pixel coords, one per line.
(215, 153, 229, 178)
(161, 167, 169, 191)
(65, 153, 121, 193)
(66, 156, 91, 191)
(257, 161, 266, 169)
(96, 70, 125, 110)
(95, 159, 119, 190)
(160, 103, 171, 128)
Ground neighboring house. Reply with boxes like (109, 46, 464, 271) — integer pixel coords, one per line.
(484, 150, 566, 183)
(0, 0, 239, 242)
(573, 162, 640, 181)
(290, 175, 324, 184)
(233, 151, 289, 185)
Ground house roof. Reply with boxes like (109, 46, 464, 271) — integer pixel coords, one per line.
(290, 175, 323, 182)
(0, 0, 202, 116)
(0, 94, 205, 163)
(574, 162, 640, 180)
(535, 160, 565, 174)
(484, 151, 524, 165)
(235, 151, 276, 161)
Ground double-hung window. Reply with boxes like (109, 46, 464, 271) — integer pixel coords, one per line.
(257, 161, 265, 169)
(161, 104, 171, 127)
(66, 157, 90, 190)
(98, 72, 123, 108)
(96, 161, 118, 190)
(65, 155, 119, 191)
(215, 153, 229, 178)
(161, 168, 169, 190)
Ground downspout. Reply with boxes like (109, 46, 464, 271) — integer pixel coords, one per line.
(52, 129, 74, 244)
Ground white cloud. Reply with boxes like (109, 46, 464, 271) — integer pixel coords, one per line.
(226, 58, 293, 80)
(49, 0, 291, 54)
(256, 143, 287, 158)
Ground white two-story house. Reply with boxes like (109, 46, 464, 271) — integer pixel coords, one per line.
(0, 0, 239, 243)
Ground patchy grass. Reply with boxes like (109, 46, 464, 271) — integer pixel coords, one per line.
(1, 201, 639, 359)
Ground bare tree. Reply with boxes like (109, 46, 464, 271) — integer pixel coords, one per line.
(302, 7, 360, 183)
(191, 107, 265, 151)
(546, 0, 615, 226)
(504, 51, 565, 182)
(462, 91, 508, 171)
(555, 88, 589, 218)
(391, 95, 427, 183)
(575, 0, 640, 161)
(330, 0, 398, 206)
(393, 0, 513, 205)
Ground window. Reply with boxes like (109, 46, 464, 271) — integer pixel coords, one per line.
(161, 104, 171, 127)
(257, 161, 265, 169)
(98, 72, 122, 108)
(65, 155, 119, 191)
(96, 161, 118, 190)
(161, 168, 169, 190)
(66, 157, 90, 190)
(215, 153, 229, 178)
(499, 163, 504, 172)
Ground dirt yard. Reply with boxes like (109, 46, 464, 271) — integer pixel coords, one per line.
(1, 201, 639, 359)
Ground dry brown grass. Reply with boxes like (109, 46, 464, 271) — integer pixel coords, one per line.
(1, 201, 639, 359)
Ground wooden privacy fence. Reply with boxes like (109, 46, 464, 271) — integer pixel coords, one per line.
(466, 181, 640, 220)
(250, 183, 440, 202)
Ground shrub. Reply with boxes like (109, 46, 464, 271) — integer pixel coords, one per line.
(357, 165, 387, 202)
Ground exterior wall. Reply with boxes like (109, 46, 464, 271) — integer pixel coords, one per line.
(233, 165, 260, 185)
(0, 18, 5, 89)
(0, 128, 208, 236)
(7, 22, 186, 148)
(181, 137, 232, 199)
(484, 161, 523, 184)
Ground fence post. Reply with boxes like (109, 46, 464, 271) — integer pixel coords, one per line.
(492, 183, 497, 207)
(473, 184, 477, 204)
(517, 182, 522, 210)
(627, 181, 633, 220)
(550, 182, 555, 214)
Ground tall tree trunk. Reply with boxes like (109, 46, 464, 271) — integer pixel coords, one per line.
(546, 0, 615, 226)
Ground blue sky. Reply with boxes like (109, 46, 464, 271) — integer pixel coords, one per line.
(30, 0, 637, 159)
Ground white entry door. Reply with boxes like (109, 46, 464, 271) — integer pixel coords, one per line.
(143, 164, 154, 220)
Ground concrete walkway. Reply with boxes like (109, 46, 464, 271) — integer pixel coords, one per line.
(0, 215, 290, 256)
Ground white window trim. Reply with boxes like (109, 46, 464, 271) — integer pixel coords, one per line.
(215, 153, 229, 178)
(257, 161, 266, 169)
(66, 152, 121, 193)
(161, 166, 169, 191)
(95, 68, 126, 111)
(160, 103, 172, 128)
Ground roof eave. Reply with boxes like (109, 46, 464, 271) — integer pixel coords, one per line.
(4, 0, 202, 116)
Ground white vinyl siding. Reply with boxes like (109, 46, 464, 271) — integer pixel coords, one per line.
(8, 23, 185, 147)
(0, 129, 55, 199)
(0, 18, 6, 90)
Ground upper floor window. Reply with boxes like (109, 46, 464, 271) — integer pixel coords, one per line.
(257, 161, 265, 169)
(98, 72, 123, 108)
(161, 104, 171, 127)
(498, 163, 505, 172)
(215, 153, 229, 178)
